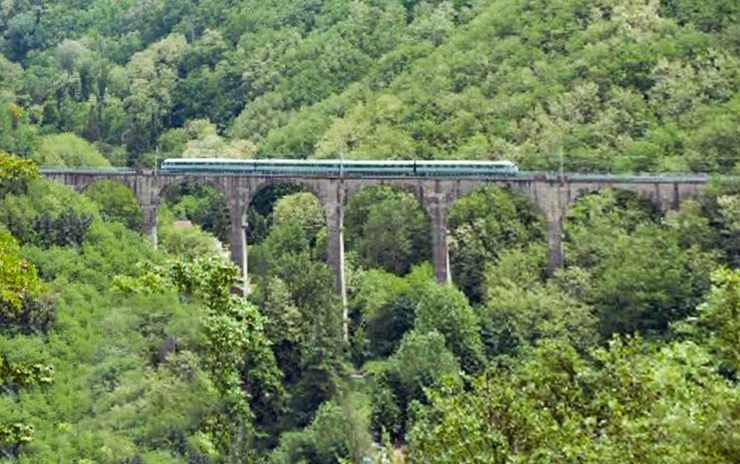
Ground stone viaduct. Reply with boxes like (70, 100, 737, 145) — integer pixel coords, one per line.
(42, 169, 709, 303)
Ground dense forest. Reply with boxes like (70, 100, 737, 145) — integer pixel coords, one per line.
(1, 0, 739, 463)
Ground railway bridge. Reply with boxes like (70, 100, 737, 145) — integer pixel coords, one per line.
(41, 169, 709, 301)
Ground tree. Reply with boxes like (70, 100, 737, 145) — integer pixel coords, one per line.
(0, 226, 53, 456)
(84, 180, 143, 230)
(448, 186, 545, 303)
(694, 268, 740, 376)
(158, 207, 224, 260)
(124, 257, 285, 459)
(0, 151, 38, 197)
(0, 179, 99, 248)
(32, 133, 110, 168)
(370, 330, 460, 443)
(349, 265, 433, 364)
(123, 34, 189, 157)
(270, 396, 372, 464)
(415, 283, 485, 373)
(564, 190, 717, 336)
(161, 181, 231, 243)
(482, 247, 598, 357)
(408, 337, 740, 463)
(345, 187, 430, 275)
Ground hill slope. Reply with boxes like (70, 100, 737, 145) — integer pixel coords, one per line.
(1, 0, 738, 171)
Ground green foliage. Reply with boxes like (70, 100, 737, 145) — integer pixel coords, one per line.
(0, 0, 737, 172)
(162, 182, 230, 243)
(564, 189, 716, 336)
(246, 184, 304, 245)
(448, 186, 545, 302)
(408, 337, 740, 463)
(0, 226, 54, 334)
(415, 284, 485, 374)
(694, 268, 740, 375)
(0, 151, 38, 197)
(270, 395, 373, 464)
(158, 207, 224, 261)
(0, 354, 54, 390)
(0, 99, 38, 157)
(84, 180, 143, 231)
(345, 187, 430, 275)
(370, 330, 460, 443)
(0, 228, 53, 455)
(482, 250, 598, 358)
(349, 265, 433, 365)
(0, 228, 41, 311)
(0, 179, 99, 247)
(31, 133, 110, 168)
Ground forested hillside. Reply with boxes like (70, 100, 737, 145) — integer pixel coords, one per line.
(1, 0, 739, 171)
(1, 1, 740, 463)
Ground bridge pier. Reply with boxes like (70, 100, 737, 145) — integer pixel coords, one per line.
(424, 184, 453, 285)
(142, 205, 159, 248)
(325, 183, 348, 341)
(530, 181, 568, 275)
(229, 206, 248, 291)
(431, 210, 452, 285)
(545, 213, 564, 274)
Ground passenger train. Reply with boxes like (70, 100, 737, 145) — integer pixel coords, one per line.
(159, 158, 519, 177)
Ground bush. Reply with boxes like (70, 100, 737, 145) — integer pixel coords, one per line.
(0, 151, 38, 197)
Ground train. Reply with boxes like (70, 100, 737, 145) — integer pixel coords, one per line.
(159, 158, 520, 177)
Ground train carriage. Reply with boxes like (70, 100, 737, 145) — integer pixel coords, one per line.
(160, 158, 519, 177)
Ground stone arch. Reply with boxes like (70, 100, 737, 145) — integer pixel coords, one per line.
(446, 181, 549, 302)
(343, 180, 434, 277)
(73, 175, 150, 237)
(245, 177, 327, 207)
(78, 175, 144, 216)
(343, 178, 426, 208)
(76, 176, 137, 195)
(157, 175, 232, 205)
(245, 178, 330, 249)
(156, 175, 235, 255)
(565, 181, 681, 213)
(566, 184, 667, 221)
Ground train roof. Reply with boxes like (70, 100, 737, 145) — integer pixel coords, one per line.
(163, 158, 517, 165)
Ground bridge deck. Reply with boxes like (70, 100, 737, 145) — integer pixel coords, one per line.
(39, 168, 715, 183)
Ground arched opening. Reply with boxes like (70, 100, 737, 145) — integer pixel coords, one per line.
(560, 187, 711, 338)
(246, 183, 329, 280)
(447, 185, 547, 304)
(342, 185, 432, 367)
(81, 179, 144, 232)
(564, 188, 661, 269)
(244, 182, 343, 432)
(158, 181, 230, 260)
(344, 185, 432, 276)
